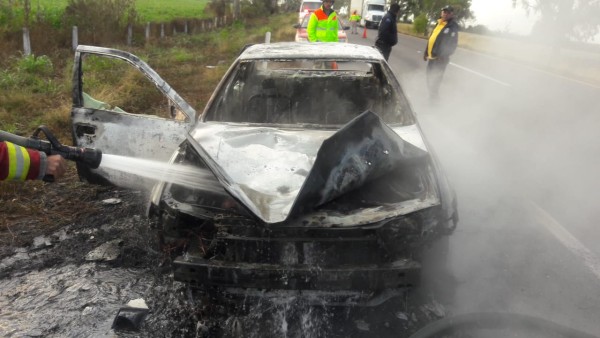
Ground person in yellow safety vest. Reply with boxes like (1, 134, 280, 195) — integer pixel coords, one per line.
(307, 0, 339, 42)
(423, 5, 459, 100)
(0, 141, 66, 181)
(349, 10, 361, 35)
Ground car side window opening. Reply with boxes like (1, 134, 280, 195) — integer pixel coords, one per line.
(203, 59, 414, 126)
(80, 54, 179, 119)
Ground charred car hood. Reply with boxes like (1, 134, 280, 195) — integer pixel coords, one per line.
(188, 111, 439, 224)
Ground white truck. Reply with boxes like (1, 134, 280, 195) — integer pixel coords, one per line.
(349, 0, 386, 29)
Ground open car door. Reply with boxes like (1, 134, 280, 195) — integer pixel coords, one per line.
(70, 45, 195, 189)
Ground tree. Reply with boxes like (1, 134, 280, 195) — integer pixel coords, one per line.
(0, 0, 30, 27)
(513, 0, 600, 43)
(398, 0, 421, 22)
(423, 0, 472, 25)
(398, 0, 473, 25)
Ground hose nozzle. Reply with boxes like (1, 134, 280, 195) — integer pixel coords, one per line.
(65, 146, 103, 169)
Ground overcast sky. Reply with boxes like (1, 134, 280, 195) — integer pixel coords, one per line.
(469, 0, 536, 35)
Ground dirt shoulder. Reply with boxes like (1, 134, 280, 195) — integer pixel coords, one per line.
(0, 164, 104, 259)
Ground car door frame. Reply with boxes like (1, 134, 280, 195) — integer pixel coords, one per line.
(70, 45, 196, 188)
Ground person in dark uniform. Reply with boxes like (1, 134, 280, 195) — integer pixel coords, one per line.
(374, 3, 400, 61)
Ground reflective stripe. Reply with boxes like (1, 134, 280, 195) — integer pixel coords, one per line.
(6, 142, 30, 181)
(19, 145, 30, 181)
(6, 142, 18, 180)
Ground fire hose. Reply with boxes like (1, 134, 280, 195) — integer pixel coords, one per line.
(0, 126, 102, 181)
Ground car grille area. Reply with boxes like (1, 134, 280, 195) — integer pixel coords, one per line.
(172, 224, 422, 300)
(174, 256, 420, 291)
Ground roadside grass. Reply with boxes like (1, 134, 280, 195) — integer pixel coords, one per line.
(397, 22, 600, 87)
(136, 0, 210, 22)
(0, 13, 296, 251)
(13, 0, 210, 25)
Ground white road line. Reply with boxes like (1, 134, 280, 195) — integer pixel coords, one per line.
(449, 62, 511, 87)
(457, 48, 600, 91)
(521, 65, 600, 90)
(528, 200, 600, 281)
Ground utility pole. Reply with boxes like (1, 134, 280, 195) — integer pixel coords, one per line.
(234, 0, 241, 19)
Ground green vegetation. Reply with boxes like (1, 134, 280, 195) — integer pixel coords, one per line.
(2, 0, 210, 26)
(0, 0, 245, 75)
(396, 0, 473, 25)
(0, 13, 296, 237)
(411, 13, 428, 36)
(135, 0, 209, 22)
(0, 13, 296, 140)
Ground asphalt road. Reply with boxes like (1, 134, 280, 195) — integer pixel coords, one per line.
(350, 30, 600, 336)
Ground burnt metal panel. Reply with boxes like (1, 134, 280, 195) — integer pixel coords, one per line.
(238, 42, 385, 61)
(174, 256, 420, 291)
(288, 110, 428, 218)
(188, 111, 434, 224)
(71, 108, 189, 189)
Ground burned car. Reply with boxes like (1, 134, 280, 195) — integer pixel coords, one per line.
(71, 42, 457, 305)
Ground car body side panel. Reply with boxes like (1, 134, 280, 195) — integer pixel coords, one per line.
(72, 108, 189, 189)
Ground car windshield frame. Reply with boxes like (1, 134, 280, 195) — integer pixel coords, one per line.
(201, 57, 415, 127)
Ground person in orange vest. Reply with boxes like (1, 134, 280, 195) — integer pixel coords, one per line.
(349, 9, 361, 35)
(423, 5, 459, 100)
(0, 141, 66, 181)
(307, 0, 339, 42)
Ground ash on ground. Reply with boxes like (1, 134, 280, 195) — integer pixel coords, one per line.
(0, 187, 453, 337)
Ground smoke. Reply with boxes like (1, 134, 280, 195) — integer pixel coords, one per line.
(390, 32, 600, 334)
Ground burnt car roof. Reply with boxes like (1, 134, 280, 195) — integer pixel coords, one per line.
(239, 42, 384, 61)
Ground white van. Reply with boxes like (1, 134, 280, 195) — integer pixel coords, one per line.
(298, 0, 322, 22)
